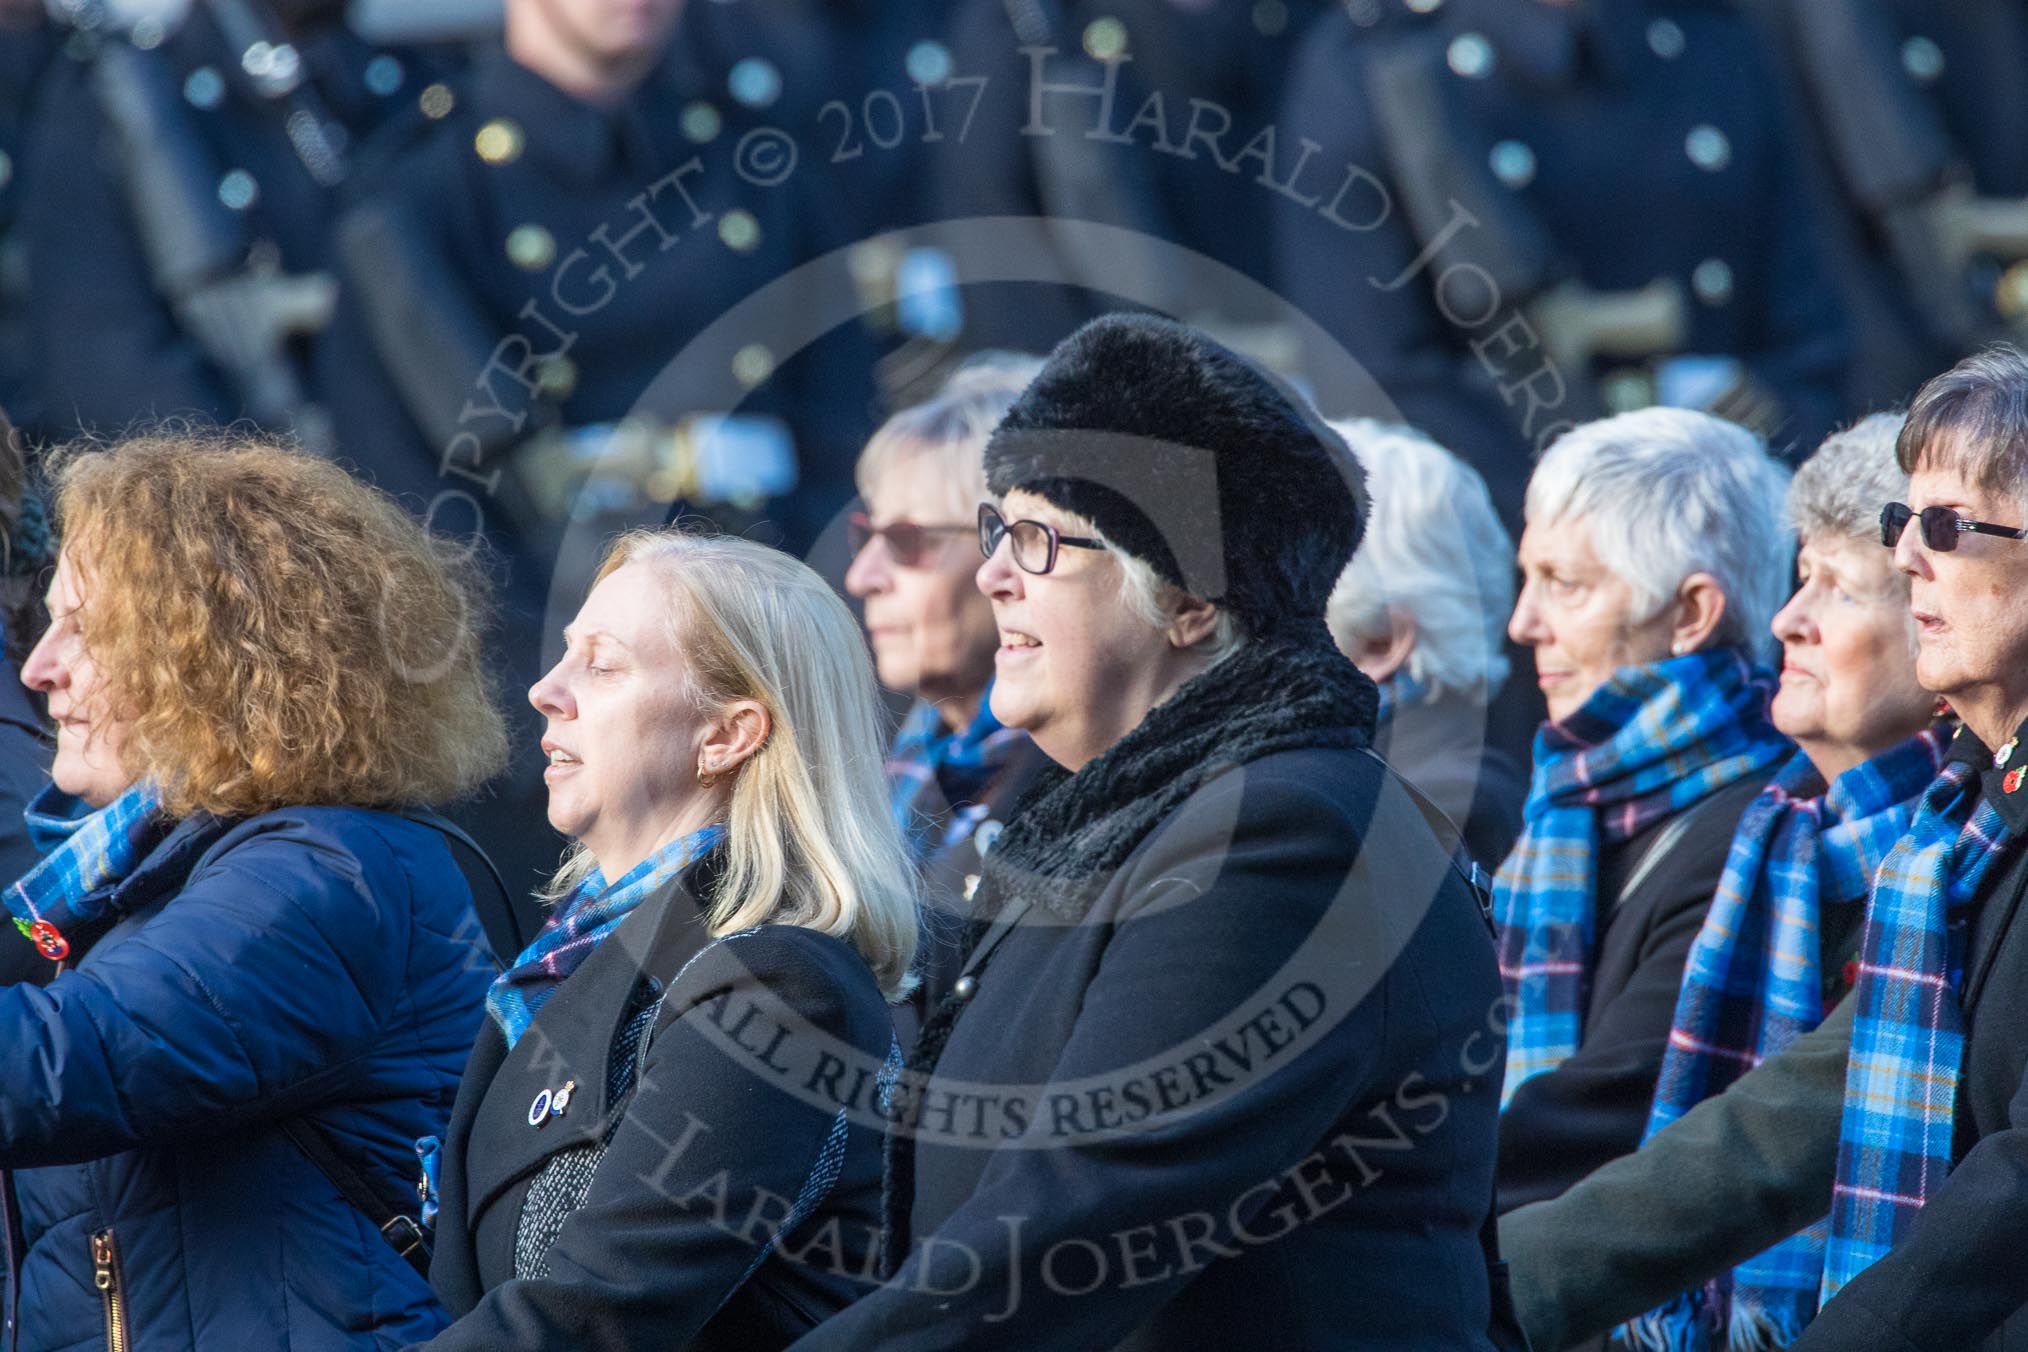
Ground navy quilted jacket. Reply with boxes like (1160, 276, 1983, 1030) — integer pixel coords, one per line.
(0, 805, 497, 1351)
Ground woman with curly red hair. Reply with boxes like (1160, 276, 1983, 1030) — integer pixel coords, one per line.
(0, 431, 510, 1351)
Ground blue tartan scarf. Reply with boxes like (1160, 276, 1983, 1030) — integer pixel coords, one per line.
(885, 687, 1027, 860)
(1627, 726, 1951, 1351)
(1495, 649, 1789, 1106)
(1819, 748, 2012, 1301)
(3, 781, 168, 964)
(486, 823, 725, 1049)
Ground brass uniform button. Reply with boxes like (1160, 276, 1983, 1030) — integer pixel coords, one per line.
(475, 118, 525, 165)
(506, 223, 557, 271)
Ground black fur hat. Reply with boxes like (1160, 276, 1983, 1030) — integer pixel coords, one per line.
(983, 314, 1367, 640)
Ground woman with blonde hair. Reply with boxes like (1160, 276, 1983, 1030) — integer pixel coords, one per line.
(0, 432, 509, 1351)
(420, 529, 917, 1350)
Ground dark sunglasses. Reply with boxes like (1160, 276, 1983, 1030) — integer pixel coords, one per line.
(1879, 501, 2028, 552)
(846, 512, 973, 566)
(977, 502, 1105, 576)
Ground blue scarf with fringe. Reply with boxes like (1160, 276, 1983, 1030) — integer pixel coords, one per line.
(1818, 747, 2010, 1303)
(1626, 726, 1951, 1350)
(1495, 650, 1789, 1106)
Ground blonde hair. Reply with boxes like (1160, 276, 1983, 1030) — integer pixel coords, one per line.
(49, 431, 507, 819)
(561, 529, 919, 999)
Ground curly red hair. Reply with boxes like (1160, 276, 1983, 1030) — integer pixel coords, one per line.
(50, 432, 507, 818)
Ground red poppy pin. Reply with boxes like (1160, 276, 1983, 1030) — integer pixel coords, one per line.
(2007, 768, 2025, 795)
(28, 920, 68, 961)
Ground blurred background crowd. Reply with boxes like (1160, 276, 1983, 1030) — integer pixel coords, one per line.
(0, 0, 2020, 893)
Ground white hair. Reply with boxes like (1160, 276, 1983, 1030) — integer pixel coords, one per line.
(1325, 419, 1512, 703)
(854, 352, 1044, 518)
(1526, 407, 1795, 664)
(1108, 537, 1248, 665)
(1789, 412, 1908, 544)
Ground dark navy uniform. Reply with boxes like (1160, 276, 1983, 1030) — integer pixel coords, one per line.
(16, 2, 452, 446)
(688, 0, 947, 240)
(318, 35, 882, 901)
(0, 18, 62, 439)
(927, 0, 1331, 358)
(1748, 0, 2028, 408)
(1274, 0, 1852, 528)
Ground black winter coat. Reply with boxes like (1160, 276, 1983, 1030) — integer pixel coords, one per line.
(420, 853, 897, 1352)
(793, 638, 1507, 1350)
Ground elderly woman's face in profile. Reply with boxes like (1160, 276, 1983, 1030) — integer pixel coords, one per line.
(1509, 516, 1679, 723)
(1895, 460, 2028, 710)
(976, 490, 1179, 769)
(529, 561, 709, 868)
(20, 549, 133, 809)
(1771, 533, 1930, 778)
(843, 461, 999, 713)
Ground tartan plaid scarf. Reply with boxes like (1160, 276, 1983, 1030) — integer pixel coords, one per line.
(1819, 747, 2012, 1301)
(1495, 649, 1789, 1107)
(486, 823, 725, 1049)
(885, 687, 1027, 861)
(1627, 726, 1951, 1351)
(3, 780, 169, 964)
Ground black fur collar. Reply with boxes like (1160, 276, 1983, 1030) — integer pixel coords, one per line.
(980, 624, 1379, 921)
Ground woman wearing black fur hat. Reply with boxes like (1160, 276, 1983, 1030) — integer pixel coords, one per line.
(791, 315, 1510, 1350)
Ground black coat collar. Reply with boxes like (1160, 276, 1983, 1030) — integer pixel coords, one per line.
(1945, 718, 2028, 1007)
(456, 852, 725, 1226)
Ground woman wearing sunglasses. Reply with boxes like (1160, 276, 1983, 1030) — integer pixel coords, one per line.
(795, 315, 1508, 1349)
(1501, 346, 2028, 1352)
(843, 356, 1055, 1052)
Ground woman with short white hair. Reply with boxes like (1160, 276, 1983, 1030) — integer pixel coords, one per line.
(1496, 407, 1795, 1215)
(1327, 418, 1524, 867)
(422, 530, 919, 1350)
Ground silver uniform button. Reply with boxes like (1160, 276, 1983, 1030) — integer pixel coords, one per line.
(953, 974, 979, 1000)
(1901, 36, 1945, 84)
(1447, 32, 1495, 79)
(1692, 257, 1735, 306)
(1647, 19, 1685, 61)
(1685, 124, 1732, 173)
(217, 170, 258, 211)
(1490, 140, 1537, 190)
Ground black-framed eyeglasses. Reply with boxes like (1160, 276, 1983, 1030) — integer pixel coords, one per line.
(1880, 501, 2028, 552)
(977, 502, 1105, 576)
(846, 512, 974, 566)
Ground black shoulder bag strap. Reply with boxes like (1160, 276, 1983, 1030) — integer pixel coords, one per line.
(277, 810, 520, 1279)
(1361, 749, 1532, 1350)
(278, 1118, 432, 1278)
(401, 807, 529, 963)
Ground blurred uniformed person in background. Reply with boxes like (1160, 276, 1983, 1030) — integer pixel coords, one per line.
(0, 0, 61, 440)
(316, 0, 884, 899)
(15, 0, 463, 449)
(922, 0, 1330, 367)
(1747, 0, 2028, 410)
(1274, 0, 1852, 530)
